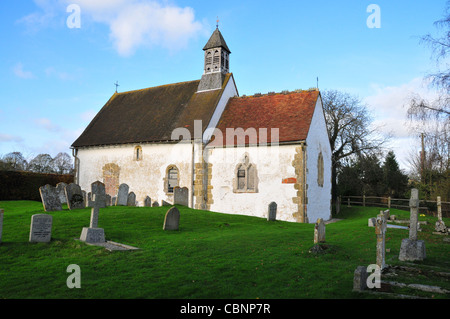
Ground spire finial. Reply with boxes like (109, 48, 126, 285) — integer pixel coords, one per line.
(114, 81, 120, 93)
(216, 16, 219, 29)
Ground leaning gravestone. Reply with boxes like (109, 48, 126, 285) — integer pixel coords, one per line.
(163, 206, 180, 231)
(56, 182, 67, 204)
(127, 192, 136, 206)
(174, 187, 189, 206)
(144, 196, 152, 207)
(91, 181, 106, 208)
(267, 202, 277, 221)
(116, 183, 129, 206)
(399, 188, 426, 261)
(314, 218, 326, 244)
(29, 214, 52, 243)
(39, 184, 62, 212)
(80, 194, 105, 244)
(0, 209, 3, 244)
(162, 200, 171, 206)
(65, 183, 85, 210)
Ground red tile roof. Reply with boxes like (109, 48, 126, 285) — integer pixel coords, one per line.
(208, 90, 320, 147)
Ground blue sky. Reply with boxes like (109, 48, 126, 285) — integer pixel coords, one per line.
(0, 0, 447, 171)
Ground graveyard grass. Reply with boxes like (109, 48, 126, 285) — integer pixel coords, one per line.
(0, 200, 449, 299)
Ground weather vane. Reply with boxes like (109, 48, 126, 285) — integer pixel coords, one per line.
(114, 81, 120, 93)
(216, 16, 219, 29)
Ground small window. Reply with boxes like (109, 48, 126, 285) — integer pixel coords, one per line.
(165, 166, 179, 194)
(234, 154, 258, 193)
(134, 146, 142, 161)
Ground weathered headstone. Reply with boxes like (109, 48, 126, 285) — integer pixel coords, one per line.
(163, 206, 180, 231)
(29, 214, 52, 243)
(106, 194, 112, 207)
(152, 201, 159, 207)
(144, 196, 152, 207)
(127, 192, 136, 206)
(368, 217, 376, 227)
(399, 189, 426, 261)
(314, 218, 326, 244)
(86, 192, 93, 207)
(435, 220, 448, 234)
(375, 213, 387, 270)
(0, 209, 3, 244)
(56, 182, 67, 204)
(39, 184, 62, 212)
(174, 187, 189, 206)
(111, 196, 117, 206)
(65, 183, 85, 210)
(91, 181, 106, 208)
(80, 194, 105, 244)
(162, 200, 171, 206)
(267, 202, 277, 221)
(116, 183, 129, 206)
(353, 266, 369, 292)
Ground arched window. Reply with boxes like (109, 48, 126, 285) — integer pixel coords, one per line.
(317, 152, 324, 187)
(234, 154, 258, 193)
(165, 165, 179, 194)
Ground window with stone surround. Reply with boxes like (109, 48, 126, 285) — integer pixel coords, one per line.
(233, 154, 258, 193)
(317, 152, 324, 187)
(134, 145, 142, 161)
(164, 165, 179, 194)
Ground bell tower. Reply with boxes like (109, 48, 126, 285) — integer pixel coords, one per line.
(197, 25, 231, 92)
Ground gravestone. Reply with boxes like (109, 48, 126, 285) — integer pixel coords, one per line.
(39, 184, 62, 212)
(91, 181, 106, 208)
(174, 187, 189, 206)
(375, 213, 387, 270)
(163, 206, 180, 231)
(267, 202, 277, 221)
(80, 194, 105, 244)
(111, 196, 117, 206)
(162, 200, 171, 206)
(152, 201, 159, 207)
(106, 194, 112, 207)
(127, 192, 136, 206)
(144, 196, 152, 207)
(86, 192, 93, 207)
(56, 182, 67, 204)
(65, 183, 85, 210)
(399, 189, 426, 261)
(29, 214, 52, 243)
(314, 218, 326, 244)
(116, 183, 129, 206)
(0, 209, 3, 244)
(368, 217, 376, 227)
(353, 266, 369, 292)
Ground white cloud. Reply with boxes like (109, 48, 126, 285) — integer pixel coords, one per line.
(0, 133, 24, 143)
(20, 0, 204, 56)
(34, 118, 62, 132)
(13, 63, 35, 79)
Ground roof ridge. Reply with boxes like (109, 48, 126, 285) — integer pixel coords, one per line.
(115, 79, 201, 95)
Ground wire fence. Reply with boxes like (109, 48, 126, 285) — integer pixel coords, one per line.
(338, 195, 450, 218)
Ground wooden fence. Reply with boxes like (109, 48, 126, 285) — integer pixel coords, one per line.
(338, 195, 450, 218)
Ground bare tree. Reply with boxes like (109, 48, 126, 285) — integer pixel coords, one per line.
(52, 152, 73, 174)
(0, 152, 27, 171)
(28, 154, 54, 173)
(322, 90, 389, 201)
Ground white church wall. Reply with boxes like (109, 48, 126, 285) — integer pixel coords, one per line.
(206, 144, 299, 222)
(305, 98, 332, 223)
(76, 142, 194, 206)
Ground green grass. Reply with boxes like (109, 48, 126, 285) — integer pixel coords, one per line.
(0, 201, 449, 299)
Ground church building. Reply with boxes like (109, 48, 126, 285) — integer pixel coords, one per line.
(71, 27, 332, 223)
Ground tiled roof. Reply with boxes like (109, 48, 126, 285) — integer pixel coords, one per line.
(208, 90, 320, 147)
(72, 74, 233, 148)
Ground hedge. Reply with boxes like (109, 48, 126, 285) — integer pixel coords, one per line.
(0, 170, 74, 201)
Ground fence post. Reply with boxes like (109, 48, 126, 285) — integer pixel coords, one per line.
(437, 196, 442, 221)
(347, 198, 350, 207)
(388, 196, 391, 209)
(363, 195, 366, 207)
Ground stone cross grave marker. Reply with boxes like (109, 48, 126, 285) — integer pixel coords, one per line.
(437, 196, 442, 221)
(80, 194, 105, 243)
(127, 192, 136, 206)
(267, 202, 277, 221)
(163, 206, 180, 231)
(39, 184, 62, 212)
(116, 183, 129, 206)
(399, 188, 426, 261)
(314, 218, 326, 244)
(65, 183, 85, 210)
(0, 209, 3, 244)
(29, 214, 52, 243)
(91, 181, 106, 208)
(56, 182, 67, 204)
(174, 187, 189, 206)
(375, 213, 387, 270)
(144, 196, 152, 207)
